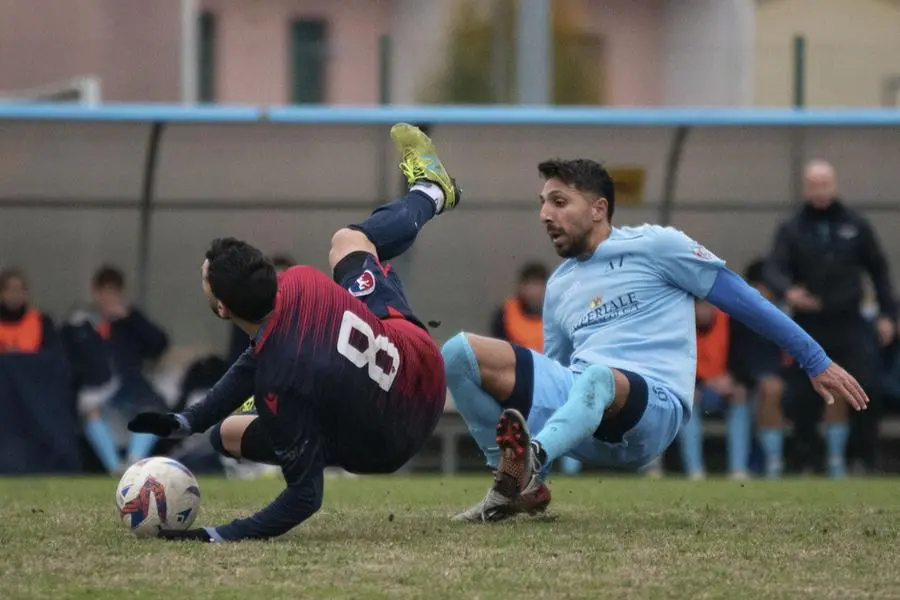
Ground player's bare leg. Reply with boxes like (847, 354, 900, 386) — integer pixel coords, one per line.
(494, 363, 630, 498)
(447, 333, 632, 522)
(218, 415, 257, 458)
(329, 123, 460, 271)
(445, 334, 551, 522)
(210, 413, 279, 467)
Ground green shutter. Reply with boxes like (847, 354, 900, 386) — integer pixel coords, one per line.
(290, 20, 327, 104)
(198, 12, 216, 103)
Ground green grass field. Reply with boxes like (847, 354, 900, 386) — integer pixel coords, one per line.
(1, 475, 898, 599)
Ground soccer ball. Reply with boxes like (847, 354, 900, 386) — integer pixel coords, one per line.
(115, 457, 201, 538)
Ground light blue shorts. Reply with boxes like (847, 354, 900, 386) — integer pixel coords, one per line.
(522, 348, 686, 470)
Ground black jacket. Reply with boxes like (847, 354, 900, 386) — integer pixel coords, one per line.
(62, 308, 169, 389)
(765, 200, 897, 323)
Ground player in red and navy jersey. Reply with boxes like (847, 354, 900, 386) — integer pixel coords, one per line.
(127, 124, 459, 541)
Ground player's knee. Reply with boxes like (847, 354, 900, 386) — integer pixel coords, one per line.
(211, 416, 249, 459)
(209, 421, 236, 459)
(329, 228, 376, 270)
(456, 333, 517, 401)
(441, 333, 481, 383)
(575, 364, 616, 414)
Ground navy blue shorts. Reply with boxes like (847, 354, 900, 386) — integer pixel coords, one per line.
(332, 251, 424, 328)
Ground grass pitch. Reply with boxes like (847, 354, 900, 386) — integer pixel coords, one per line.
(0, 474, 897, 599)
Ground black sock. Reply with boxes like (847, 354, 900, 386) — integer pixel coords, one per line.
(240, 418, 279, 465)
(534, 441, 548, 468)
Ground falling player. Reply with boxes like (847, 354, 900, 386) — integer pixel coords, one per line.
(444, 158, 869, 522)
(127, 124, 459, 541)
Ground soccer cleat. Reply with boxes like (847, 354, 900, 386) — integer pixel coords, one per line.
(390, 123, 460, 213)
(452, 408, 551, 523)
(451, 474, 551, 523)
(494, 408, 540, 498)
(451, 486, 520, 523)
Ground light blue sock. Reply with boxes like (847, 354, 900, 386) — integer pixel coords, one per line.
(84, 418, 122, 473)
(727, 402, 751, 475)
(442, 334, 502, 467)
(825, 422, 849, 479)
(758, 428, 784, 478)
(679, 409, 704, 477)
(534, 364, 614, 464)
(559, 456, 583, 475)
(127, 432, 158, 463)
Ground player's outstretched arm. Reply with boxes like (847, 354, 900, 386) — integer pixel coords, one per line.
(207, 470, 325, 541)
(704, 267, 869, 411)
(182, 347, 258, 432)
(128, 347, 257, 438)
(157, 473, 325, 542)
(163, 432, 327, 542)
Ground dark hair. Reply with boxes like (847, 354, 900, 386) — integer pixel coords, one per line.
(744, 258, 767, 284)
(518, 262, 549, 284)
(205, 238, 277, 323)
(270, 253, 295, 271)
(538, 158, 616, 220)
(0, 268, 27, 292)
(92, 265, 125, 290)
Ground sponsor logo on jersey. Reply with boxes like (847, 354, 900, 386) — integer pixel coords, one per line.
(572, 292, 641, 333)
(691, 242, 718, 261)
(349, 270, 376, 297)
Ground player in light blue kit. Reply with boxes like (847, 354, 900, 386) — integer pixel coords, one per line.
(445, 159, 869, 522)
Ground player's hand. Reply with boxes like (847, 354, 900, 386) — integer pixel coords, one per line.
(810, 363, 868, 411)
(158, 528, 214, 542)
(127, 412, 190, 438)
(786, 286, 822, 312)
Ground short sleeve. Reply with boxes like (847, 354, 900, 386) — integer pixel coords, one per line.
(652, 227, 726, 298)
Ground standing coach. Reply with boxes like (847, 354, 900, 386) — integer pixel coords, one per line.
(765, 160, 897, 477)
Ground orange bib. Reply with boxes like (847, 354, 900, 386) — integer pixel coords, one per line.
(503, 298, 543, 353)
(696, 309, 729, 381)
(0, 309, 43, 353)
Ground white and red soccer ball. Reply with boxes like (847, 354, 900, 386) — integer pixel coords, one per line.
(115, 457, 202, 538)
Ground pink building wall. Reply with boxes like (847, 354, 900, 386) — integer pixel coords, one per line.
(0, 0, 181, 102)
(201, 0, 389, 105)
(576, 0, 664, 106)
(0, 0, 668, 106)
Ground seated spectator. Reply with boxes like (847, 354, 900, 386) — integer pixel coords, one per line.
(0, 268, 59, 354)
(0, 268, 81, 474)
(227, 253, 295, 364)
(729, 259, 788, 478)
(490, 261, 548, 353)
(62, 266, 170, 474)
(678, 299, 750, 480)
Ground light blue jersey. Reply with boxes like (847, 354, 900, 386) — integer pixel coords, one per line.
(543, 224, 725, 410)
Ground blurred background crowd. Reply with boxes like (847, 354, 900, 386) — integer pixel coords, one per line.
(1, 0, 899, 478)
